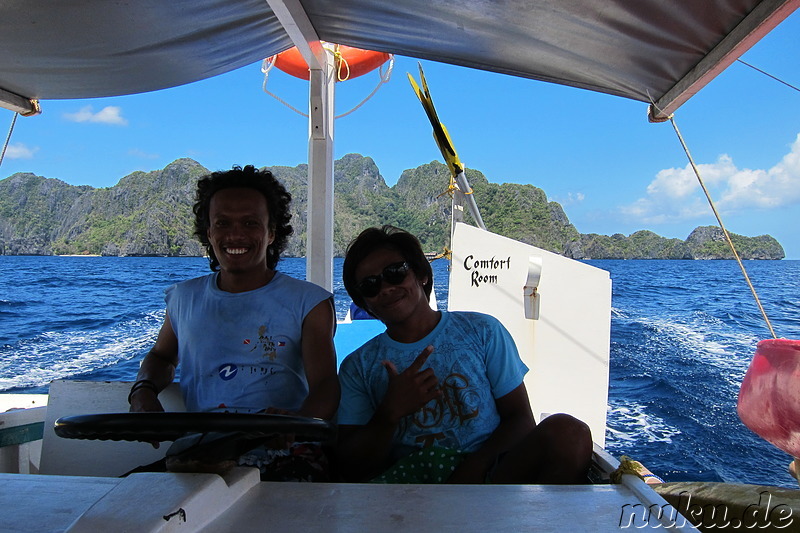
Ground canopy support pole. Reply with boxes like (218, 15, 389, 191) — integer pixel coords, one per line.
(306, 54, 335, 291)
(0, 87, 40, 117)
(266, 0, 335, 291)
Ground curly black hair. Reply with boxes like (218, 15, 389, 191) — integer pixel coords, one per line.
(193, 165, 293, 271)
(343, 225, 433, 312)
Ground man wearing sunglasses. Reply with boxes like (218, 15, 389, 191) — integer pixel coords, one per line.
(336, 225, 592, 484)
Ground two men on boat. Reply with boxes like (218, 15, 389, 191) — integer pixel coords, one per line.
(129, 166, 592, 484)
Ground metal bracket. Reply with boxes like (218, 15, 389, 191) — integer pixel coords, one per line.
(523, 256, 542, 320)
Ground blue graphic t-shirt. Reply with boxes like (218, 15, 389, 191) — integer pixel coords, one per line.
(165, 271, 332, 413)
(338, 311, 528, 459)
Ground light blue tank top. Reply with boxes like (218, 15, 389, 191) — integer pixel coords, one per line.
(166, 271, 332, 413)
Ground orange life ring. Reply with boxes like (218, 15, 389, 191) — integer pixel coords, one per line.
(271, 44, 391, 81)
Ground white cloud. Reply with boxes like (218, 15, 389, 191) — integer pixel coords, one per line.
(2, 142, 37, 159)
(63, 105, 128, 126)
(555, 192, 585, 206)
(645, 155, 735, 199)
(621, 133, 800, 224)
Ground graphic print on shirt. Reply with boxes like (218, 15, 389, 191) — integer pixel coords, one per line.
(218, 363, 238, 380)
(247, 325, 284, 360)
(404, 360, 482, 448)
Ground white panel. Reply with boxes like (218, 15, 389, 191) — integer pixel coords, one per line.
(448, 223, 611, 446)
(40, 380, 185, 477)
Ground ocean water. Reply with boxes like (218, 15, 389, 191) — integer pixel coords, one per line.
(1, 255, 798, 488)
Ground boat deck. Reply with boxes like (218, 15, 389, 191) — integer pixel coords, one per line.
(1, 468, 694, 532)
(205, 480, 676, 532)
(1, 379, 697, 531)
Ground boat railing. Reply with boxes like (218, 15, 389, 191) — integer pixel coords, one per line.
(0, 401, 47, 474)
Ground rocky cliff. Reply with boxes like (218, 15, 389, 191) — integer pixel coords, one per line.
(0, 155, 785, 260)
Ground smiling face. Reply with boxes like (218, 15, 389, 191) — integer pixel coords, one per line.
(207, 187, 275, 284)
(354, 246, 433, 328)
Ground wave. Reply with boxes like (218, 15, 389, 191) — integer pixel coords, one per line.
(615, 309, 759, 373)
(0, 310, 163, 391)
(605, 400, 682, 447)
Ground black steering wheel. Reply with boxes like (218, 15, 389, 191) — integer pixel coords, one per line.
(54, 412, 336, 444)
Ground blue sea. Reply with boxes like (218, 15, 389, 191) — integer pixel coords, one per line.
(1, 255, 798, 488)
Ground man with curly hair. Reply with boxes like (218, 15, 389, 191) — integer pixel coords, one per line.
(129, 165, 339, 481)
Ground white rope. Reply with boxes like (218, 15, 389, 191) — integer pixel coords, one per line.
(335, 55, 394, 119)
(669, 115, 777, 339)
(0, 112, 18, 169)
(261, 50, 394, 120)
(261, 57, 309, 118)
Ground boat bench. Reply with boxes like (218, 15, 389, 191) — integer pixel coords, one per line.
(39, 379, 185, 477)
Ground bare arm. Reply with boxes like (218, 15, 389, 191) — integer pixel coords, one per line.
(128, 313, 179, 413)
(297, 298, 340, 420)
(337, 346, 440, 481)
(446, 382, 535, 483)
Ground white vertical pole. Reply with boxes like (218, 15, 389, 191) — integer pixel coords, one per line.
(305, 49, 335, 291)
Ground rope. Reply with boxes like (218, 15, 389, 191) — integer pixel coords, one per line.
(437, 171, 478, 200)
(261, 57, 309, 118)
(261, 51, 394, 120)
(610, 455, 665, 484)
(610, 455, 646, 484)
(333, 45, 351, 82)
(0, 112, 19, 169)
(737, 59, 800, 93)
(335, 55, 394, 119)
(669, 116, 777, 339)
(430, 246, 452, 261)
(437, 180, 458, 199)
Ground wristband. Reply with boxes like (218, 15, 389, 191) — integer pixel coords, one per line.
(127, 379, 159, 404)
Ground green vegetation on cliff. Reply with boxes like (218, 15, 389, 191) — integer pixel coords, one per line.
(685, 226, 784, 260)
(0, 155, 785, 259)
(573, 231, 692, 260)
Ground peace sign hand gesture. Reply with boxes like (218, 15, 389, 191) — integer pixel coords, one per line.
(379, 345, 442, 424)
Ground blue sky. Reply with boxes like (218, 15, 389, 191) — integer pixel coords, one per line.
(1, 11, 799, 258)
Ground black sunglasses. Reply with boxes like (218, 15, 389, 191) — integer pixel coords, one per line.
(356, 261, 411, 298)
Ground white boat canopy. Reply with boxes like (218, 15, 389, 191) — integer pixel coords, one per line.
(1, 0, 798, 121)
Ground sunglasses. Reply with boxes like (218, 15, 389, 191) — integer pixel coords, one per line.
(356, 261, 411, 298)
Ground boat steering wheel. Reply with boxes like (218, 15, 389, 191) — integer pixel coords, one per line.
(54, 412, 336, 444)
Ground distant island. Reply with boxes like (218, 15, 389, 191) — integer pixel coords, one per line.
(0, 155, 785, 260)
